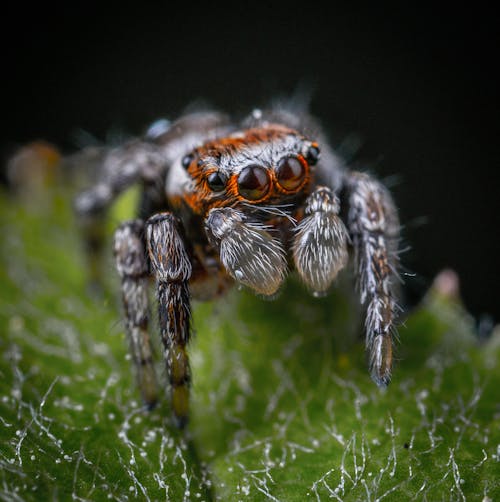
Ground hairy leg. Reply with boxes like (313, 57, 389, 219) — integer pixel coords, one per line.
(114, 220, 158, 407)
(343, 171, 400, 386)
(146, 213, 192, 428)
(292, 186, 349, 296)
(74, 141, 165, 287)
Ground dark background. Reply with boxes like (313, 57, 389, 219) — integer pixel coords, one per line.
(2, 5, 499, 325)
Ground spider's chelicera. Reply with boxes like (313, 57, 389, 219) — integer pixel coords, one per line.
(75, 104, 400, 427)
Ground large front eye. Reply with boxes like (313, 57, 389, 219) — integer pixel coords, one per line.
(237, 165, 270, 200)
(276, 156, 306, 191)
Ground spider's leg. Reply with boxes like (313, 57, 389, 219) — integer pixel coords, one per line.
(342, 171, 400, 387)
(146, 213, 192, 428)
(74, 141, 165, 287)
(292, 186, 349, 295)
(77, 208, 107, 290)
(114, 219, 158, 408)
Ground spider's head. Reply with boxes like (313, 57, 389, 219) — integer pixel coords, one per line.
(175, 125, 320, 218)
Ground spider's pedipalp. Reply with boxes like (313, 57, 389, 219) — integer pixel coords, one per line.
(344, 171, 400, 387)
(205, 207, 287, 296)
(146, 213, 192, 428)
(293, 186, 349, 296)
(114, 219, 158, 408)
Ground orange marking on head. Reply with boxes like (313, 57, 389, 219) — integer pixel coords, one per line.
(193, 125, 298, 161)
(180, 125, 315, 217)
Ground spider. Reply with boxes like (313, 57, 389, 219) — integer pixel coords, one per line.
(74, 103, 400, 428)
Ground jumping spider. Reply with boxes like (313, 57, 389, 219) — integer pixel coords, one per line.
(74, 104, 400, 427)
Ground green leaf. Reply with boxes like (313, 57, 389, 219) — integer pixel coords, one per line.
(1, 187, 499, 501)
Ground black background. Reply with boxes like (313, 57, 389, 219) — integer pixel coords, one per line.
(3, 5, 499, 324)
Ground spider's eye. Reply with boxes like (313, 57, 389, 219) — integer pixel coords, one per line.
(276, 156, 306, 191)
(181, 153, 194, 169)
(306, 144, 320, 165)
(237, 165, 270, 200)
(206, 171, 227, 192)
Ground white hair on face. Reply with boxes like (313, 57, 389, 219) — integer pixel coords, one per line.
(210, 132, 307, 176)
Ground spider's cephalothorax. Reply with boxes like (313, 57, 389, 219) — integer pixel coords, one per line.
(75, 105, 400, 427)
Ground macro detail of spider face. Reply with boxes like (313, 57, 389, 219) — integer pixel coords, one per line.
(174, 126, 316, 217)
(74, 104, 401, 428)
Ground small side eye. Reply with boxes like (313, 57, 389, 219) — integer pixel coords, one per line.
(206, 171, 227, 192)
(276, 156, 306, 191)
(306, 144, 320, 165)
(237, 165, 270, 200)
(181, 153, 194, 169)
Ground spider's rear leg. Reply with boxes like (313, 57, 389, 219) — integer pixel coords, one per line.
(114, 220, 158, 408)
(77, 209, 108, 291)
(146, 213, 192, 428)
(343, 172, 400, 387)
(292, 186, 349, 296)
(74, 141, 165, 288)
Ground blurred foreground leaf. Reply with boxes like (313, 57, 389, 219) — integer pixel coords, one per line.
(0, 187, 499, 501)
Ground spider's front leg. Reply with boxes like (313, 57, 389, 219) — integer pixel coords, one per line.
(146, 213, 192, 428)
(114, 220, 158, 408)
(343, 171, 400, 387)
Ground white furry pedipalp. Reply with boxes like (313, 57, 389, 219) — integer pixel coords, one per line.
(205, 208, 287, 296)
(293, 187, 349, 295)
